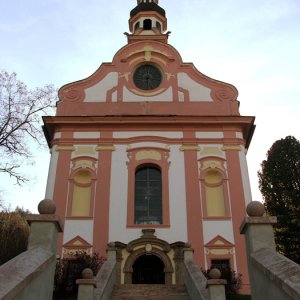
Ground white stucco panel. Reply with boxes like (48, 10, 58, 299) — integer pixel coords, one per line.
(45, 150, 59, 199)
(123, 87, 173, 102)
(84, 72, 118, 102)
(127, 142, 170, 149)
(63, 220, 94, 245)
(196, 132, 224, 139)
(203, 220, 234, 244)
(113, 131, 183, 139)
(164, 146, 188, 242)
(108, 145, 130, 241)
(239, 147, 252, 205)
(108, 145, 188, 244)
(54, 132, 62, 139)
(74, 132, 101, 139)
(112, 90, 117, 102)
(236, 132, 243, 139)
(178, 73, 212, 102)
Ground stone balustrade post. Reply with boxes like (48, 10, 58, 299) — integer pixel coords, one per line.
(27, 199, 63, 254)
(24, 199, 62, 300)
(183, 245, 194, 262)
(76, 268, 97, 300)
(240, 201, 277, 299)
(207, 269, 227, 300)
(240, 201, 277, 254)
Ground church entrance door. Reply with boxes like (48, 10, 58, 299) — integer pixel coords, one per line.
(132, 255, 165, 284)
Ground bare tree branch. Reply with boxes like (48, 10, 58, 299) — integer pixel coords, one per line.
(0, 70, 57, 185)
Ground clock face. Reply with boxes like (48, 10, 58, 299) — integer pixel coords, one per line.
(133, 64, 162, 90)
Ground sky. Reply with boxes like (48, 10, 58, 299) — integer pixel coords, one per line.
(0, 0, 299, 212)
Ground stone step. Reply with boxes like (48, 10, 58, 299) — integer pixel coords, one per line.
(111, 284, 190, 300)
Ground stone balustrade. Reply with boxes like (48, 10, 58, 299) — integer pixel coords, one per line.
(241, 201, 300, 300)
(0, 199, 62, 300)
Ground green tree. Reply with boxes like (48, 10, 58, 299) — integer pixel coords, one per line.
(258, 136, 300, 263)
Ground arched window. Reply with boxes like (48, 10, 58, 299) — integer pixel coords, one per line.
(156, 21, 161, 32)
(135, 166, 162, 224)
(134, 22, 140, 31)
(204, 170, 225, 217)
(143, 19, 152, 30)
(126, 147, 170, 227)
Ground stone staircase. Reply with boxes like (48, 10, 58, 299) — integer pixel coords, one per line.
(110, 284, 191, 300)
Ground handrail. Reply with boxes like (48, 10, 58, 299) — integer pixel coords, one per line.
(184, 259, 208, 300)
(94, 259, 117, 300)
(252, 248, 300, 300)
(0, 247, 54, 300)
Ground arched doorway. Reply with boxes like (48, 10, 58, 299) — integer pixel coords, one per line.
(132, 255, 165, 284)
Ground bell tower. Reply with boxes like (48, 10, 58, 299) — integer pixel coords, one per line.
(127, 0, 169, 43)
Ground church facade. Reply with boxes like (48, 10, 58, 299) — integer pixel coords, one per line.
(43, 0, 254, 293)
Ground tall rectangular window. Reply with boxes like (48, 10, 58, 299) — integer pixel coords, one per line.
(135, 166, 162, 224)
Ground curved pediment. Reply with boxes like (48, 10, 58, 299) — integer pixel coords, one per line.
(57, 40, 240, 116)
(127, 229, 171, 253)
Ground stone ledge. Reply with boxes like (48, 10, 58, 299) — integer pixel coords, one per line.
(252, 248, 300, 300)
(184, 260, 208, 300)
(240, 216, 277, 234)
(76, 279, 97, 287)
(26, 214, 63, 232)
(0, 247, 54, 299)
(207, 279, 227, 286)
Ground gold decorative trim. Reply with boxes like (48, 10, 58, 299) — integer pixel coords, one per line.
(145, 51, 152, 61)
(180, 145, 201, 152)
(202, 160, 223, 170)
(136, 150, 162, 161)
(165, 72, 175, 81)
(126, 45, 170, 59)
(74, 146, 96, 156)
(119, 72, 131, 81)
(55, 146, 75, 152)
(96, 145, 116, 151)
(200, 147, 223, 157)
(129, 57, 142, 66)
(74, 160, 96, 170)
(222, 145, 242, 151)
(151, 56, 167, 66)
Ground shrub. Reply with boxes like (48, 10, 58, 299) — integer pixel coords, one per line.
(53, 252, 105, 299)
(203, 268, 242, 296)
(0, 210, 29, 265)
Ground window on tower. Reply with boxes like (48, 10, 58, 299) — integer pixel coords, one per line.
(156, 21, 161, 32)
(143, 19, 152, 30)
(134, 166, 162, 224)
(134, 22, 140, 31)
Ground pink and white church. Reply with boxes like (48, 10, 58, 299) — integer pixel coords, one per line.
(43, 0, 255, 293)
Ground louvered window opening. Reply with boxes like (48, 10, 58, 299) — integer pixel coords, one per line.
(135, 166, 162, 224)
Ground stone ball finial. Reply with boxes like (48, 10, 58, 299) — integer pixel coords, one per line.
(82, 268, 93, 279)
(38, 199, 56, 214)
(246, 201, 265, 217)
(209, 268, 222, 279)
